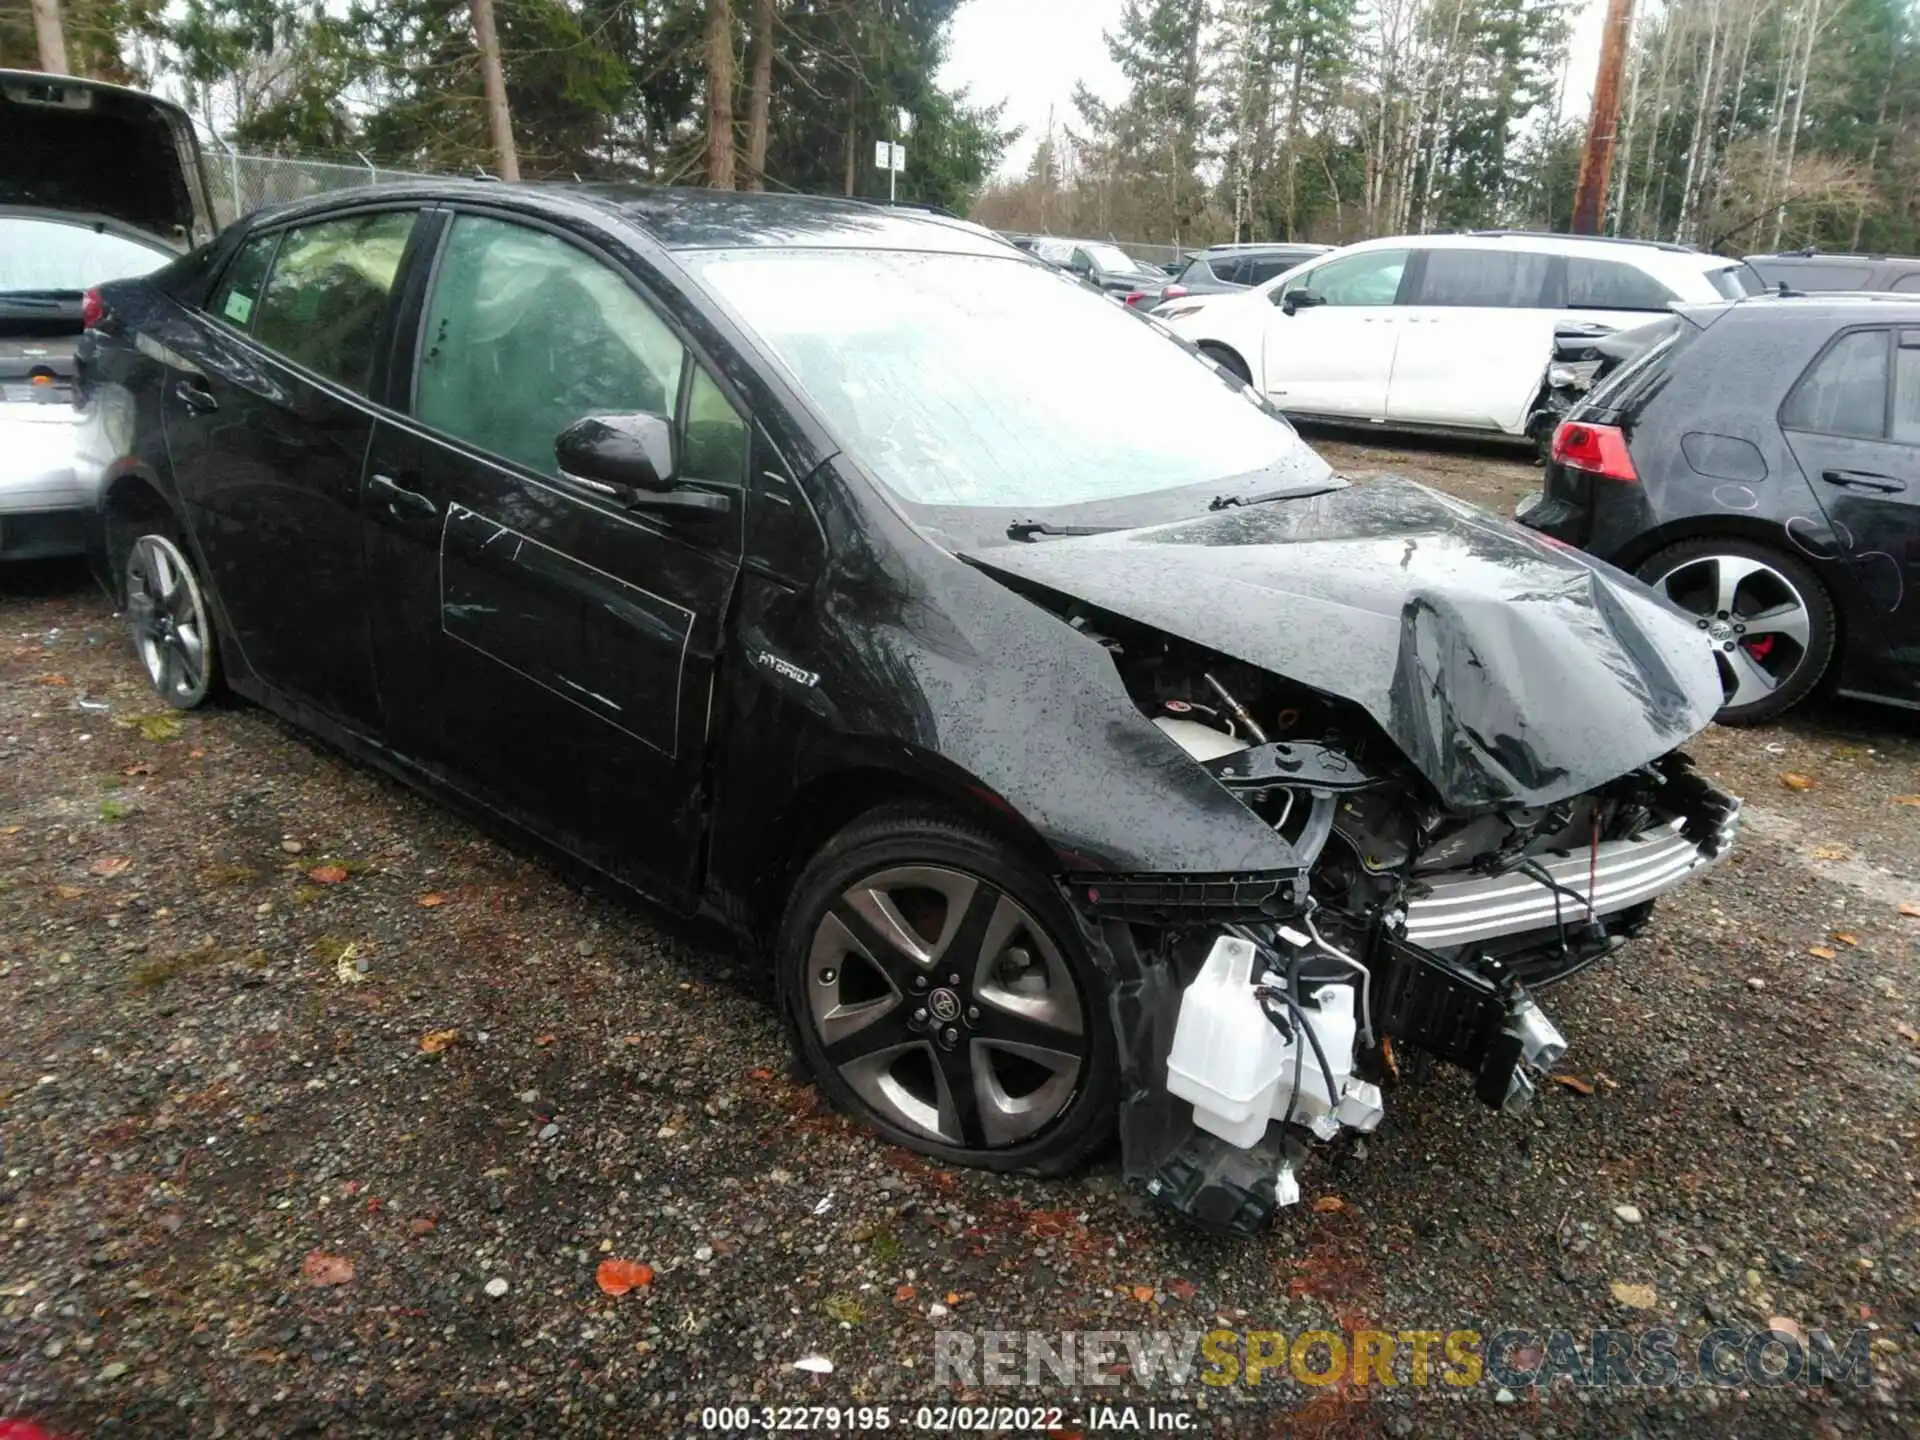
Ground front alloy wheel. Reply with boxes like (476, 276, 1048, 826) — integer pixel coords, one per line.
(779, 808, 1115, 1174)
(125, 532, 217, 709)
(1640, 539, 1835, 724)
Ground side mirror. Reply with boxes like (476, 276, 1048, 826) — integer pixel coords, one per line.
(1279, 290, 1322, 316)
(554, 413, 734, 519)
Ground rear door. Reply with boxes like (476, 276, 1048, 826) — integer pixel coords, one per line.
(1385, 246, 1556, 433)
(1779, 325, 1920, 695)
(162, 205, 422, 731)
(1262, 247, 1410, 418)
(360, 207, 749, 900)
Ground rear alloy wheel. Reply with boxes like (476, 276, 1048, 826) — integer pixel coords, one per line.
(778, 808, 1115, 1175)
(1639, 539, 1835, 725)
(125, 531, 219, 710)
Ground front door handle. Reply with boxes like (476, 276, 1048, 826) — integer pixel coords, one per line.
(173, 379, 218, 415)
(369, 472, 437, 521)
(1821, 468, 1907, 494)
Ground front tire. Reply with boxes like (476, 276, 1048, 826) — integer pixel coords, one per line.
(1637, 538, 1835, 725)
(775, 805, 1116, 1176)
(123, 528, 219, 710)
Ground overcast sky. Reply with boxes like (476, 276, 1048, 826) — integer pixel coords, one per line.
(941, 0, 1612, 180)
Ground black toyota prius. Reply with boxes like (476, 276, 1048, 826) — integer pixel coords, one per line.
(77, 182, 1739, 1233)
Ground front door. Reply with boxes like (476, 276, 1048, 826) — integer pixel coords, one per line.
(1262, 248, 1409, 419)
(162, 208, 421, 731)
(1780, 325, 1920, 700)
(361, 209, 749, 899)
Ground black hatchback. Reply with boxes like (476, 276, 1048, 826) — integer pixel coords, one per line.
(74, 181, 1737, 1232)
(1518, 295, 1920, 723)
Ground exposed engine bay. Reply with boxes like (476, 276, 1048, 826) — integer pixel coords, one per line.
(1058, 602, 1742, 1234)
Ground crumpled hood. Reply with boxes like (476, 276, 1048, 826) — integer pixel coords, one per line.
(966, 477, 1723, 810)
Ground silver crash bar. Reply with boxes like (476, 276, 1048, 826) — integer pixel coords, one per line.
(1401, 811, 1737, 950)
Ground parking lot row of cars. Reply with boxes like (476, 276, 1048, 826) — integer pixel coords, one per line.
(0, 68, 1909, 1234)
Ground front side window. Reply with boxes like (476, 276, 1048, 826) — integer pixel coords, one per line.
(414, 215, 687, 479)
(691, 247, 1328, 509)
(207, 232, 277, 329)
(1564, 258, 1675, 311)
(1782, 329, 1889, 439)
(1280, 248, 1409, 307)
(1415, 248, 1552, 308)
(0, 217, 170, 294)
(252, 211, 416, 393)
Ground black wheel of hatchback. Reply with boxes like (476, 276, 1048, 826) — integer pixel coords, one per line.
(776, 806, 1116, 1175)
(121, 523, 221, 711)
(1637, 538, 1836, 725)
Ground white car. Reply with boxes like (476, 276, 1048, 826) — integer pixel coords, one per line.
(1156, 231, 1763, 442)
(1, 70, 212, 560)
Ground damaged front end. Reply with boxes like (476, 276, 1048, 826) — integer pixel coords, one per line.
(965, 484, 1741, 1234)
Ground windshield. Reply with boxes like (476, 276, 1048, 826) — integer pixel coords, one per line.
(692, 248, 1323, 508)
(0, 216, 170, 294)
(1083, 242, 1146, 274)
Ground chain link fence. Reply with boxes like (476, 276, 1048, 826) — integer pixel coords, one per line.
(206, 150, 443, 227)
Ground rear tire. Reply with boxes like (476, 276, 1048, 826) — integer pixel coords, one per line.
(120, 520, 220, 711)
(775, 804, 1116, 1176)
(1637, 537, 1835, 725)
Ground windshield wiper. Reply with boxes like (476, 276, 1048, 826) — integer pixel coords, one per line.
(1208, 482, 1337, 511)
(1006, 519, 1118, 542)
(0, 293, 73, 311)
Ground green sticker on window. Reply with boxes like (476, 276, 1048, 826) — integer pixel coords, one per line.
(224, 291, 253, 324)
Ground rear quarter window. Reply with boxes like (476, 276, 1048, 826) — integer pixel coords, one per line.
(1563, 258, 1676, 311)
(207, 232, 277, 329)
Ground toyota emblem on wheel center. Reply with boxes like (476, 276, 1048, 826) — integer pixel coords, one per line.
(927, 987, 962, 1023)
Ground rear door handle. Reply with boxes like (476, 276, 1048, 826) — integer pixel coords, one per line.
(1821, 468, 1907, 494)
(173, 379, 218, 415)
(369, 472, 438, 521)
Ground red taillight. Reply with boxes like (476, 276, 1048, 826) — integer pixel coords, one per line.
(1162, 284, 1189, 299)
(80, 288, 105, 329)
(1123, 290, 1147, 307)
(1550, 420, 1637, 482)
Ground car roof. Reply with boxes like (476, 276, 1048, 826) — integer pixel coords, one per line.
(1320, 230, 1752, 286)
(245, 179, 1023, 258)
(1679, 292, 1920, 328)
(1202, 241, 1330, 255)
(1746, 249, 1920, 264)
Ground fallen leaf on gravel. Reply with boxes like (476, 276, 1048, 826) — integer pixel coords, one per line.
(1834, 932, 1859, 946)
(1779, 772, 1815, 791)
(88, 856, 131, 877)
(747, 1067, 773, 1081)
(1892, 796, 1920, 807)
(124, 714, 183, 742)
(1551, 1074, 1596, 1095)
(334, 945, 363, 985)
(595, 1259, 654, 1296)
(55, 884, 84, 899)
(534, 1034, 555, 1047)
(1130, 1284, 1156, 1303)
(307, 864, 349, 885)
(893, 1284, 916, 1304)
(301, 1251, 354, 1287)
(0, 825, 23, 835)
(1895, 1022, 1919, 1044)
(1165, 1277, 1197, 1302)
(410, 1216, 437, 1236)
(121, 762, 154, 777)
(1766, 1316, 1805, 1344)
(793, 1355, 834, 1375)
(1811, 844, 1849, 861)
(418, 1029, 459, 1054)
(1610, 1281, 1657, 1310)
(37, 673, 70, 686)
(944, 1291, 962, 1307)
(1312, 1196, 1346, 1212)
(823, 1294, 864, 1323)
(1808, 945, 1837, 960)
(417, 892, 447, 907)
(1594, 1071, 1619, 1090)
(1900, 903, 1920, 918)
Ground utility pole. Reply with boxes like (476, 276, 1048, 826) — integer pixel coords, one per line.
(469, 0, 520, 182)
(1571, 0, 1635, 235)
(31, 0, 69, 74)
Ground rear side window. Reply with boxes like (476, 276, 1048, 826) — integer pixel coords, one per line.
(1782, 329, 1889, 439)
(1892, 332, 1920, 442)
(1892, 273, 1920, 294)
(1415, 248, 1552, 307)
(1709, 263, 1765, 298)
(1763, 261, 1876, 291)
(252, 211, 416, 394)
(1563, 258, 1675, 311)
(1243, 256, 1298, 285)
(208, 233, 277, 329)
(1209, 255, 1246, 284)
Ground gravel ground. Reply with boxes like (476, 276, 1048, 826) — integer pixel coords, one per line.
(2, 441, 1917, 1438)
